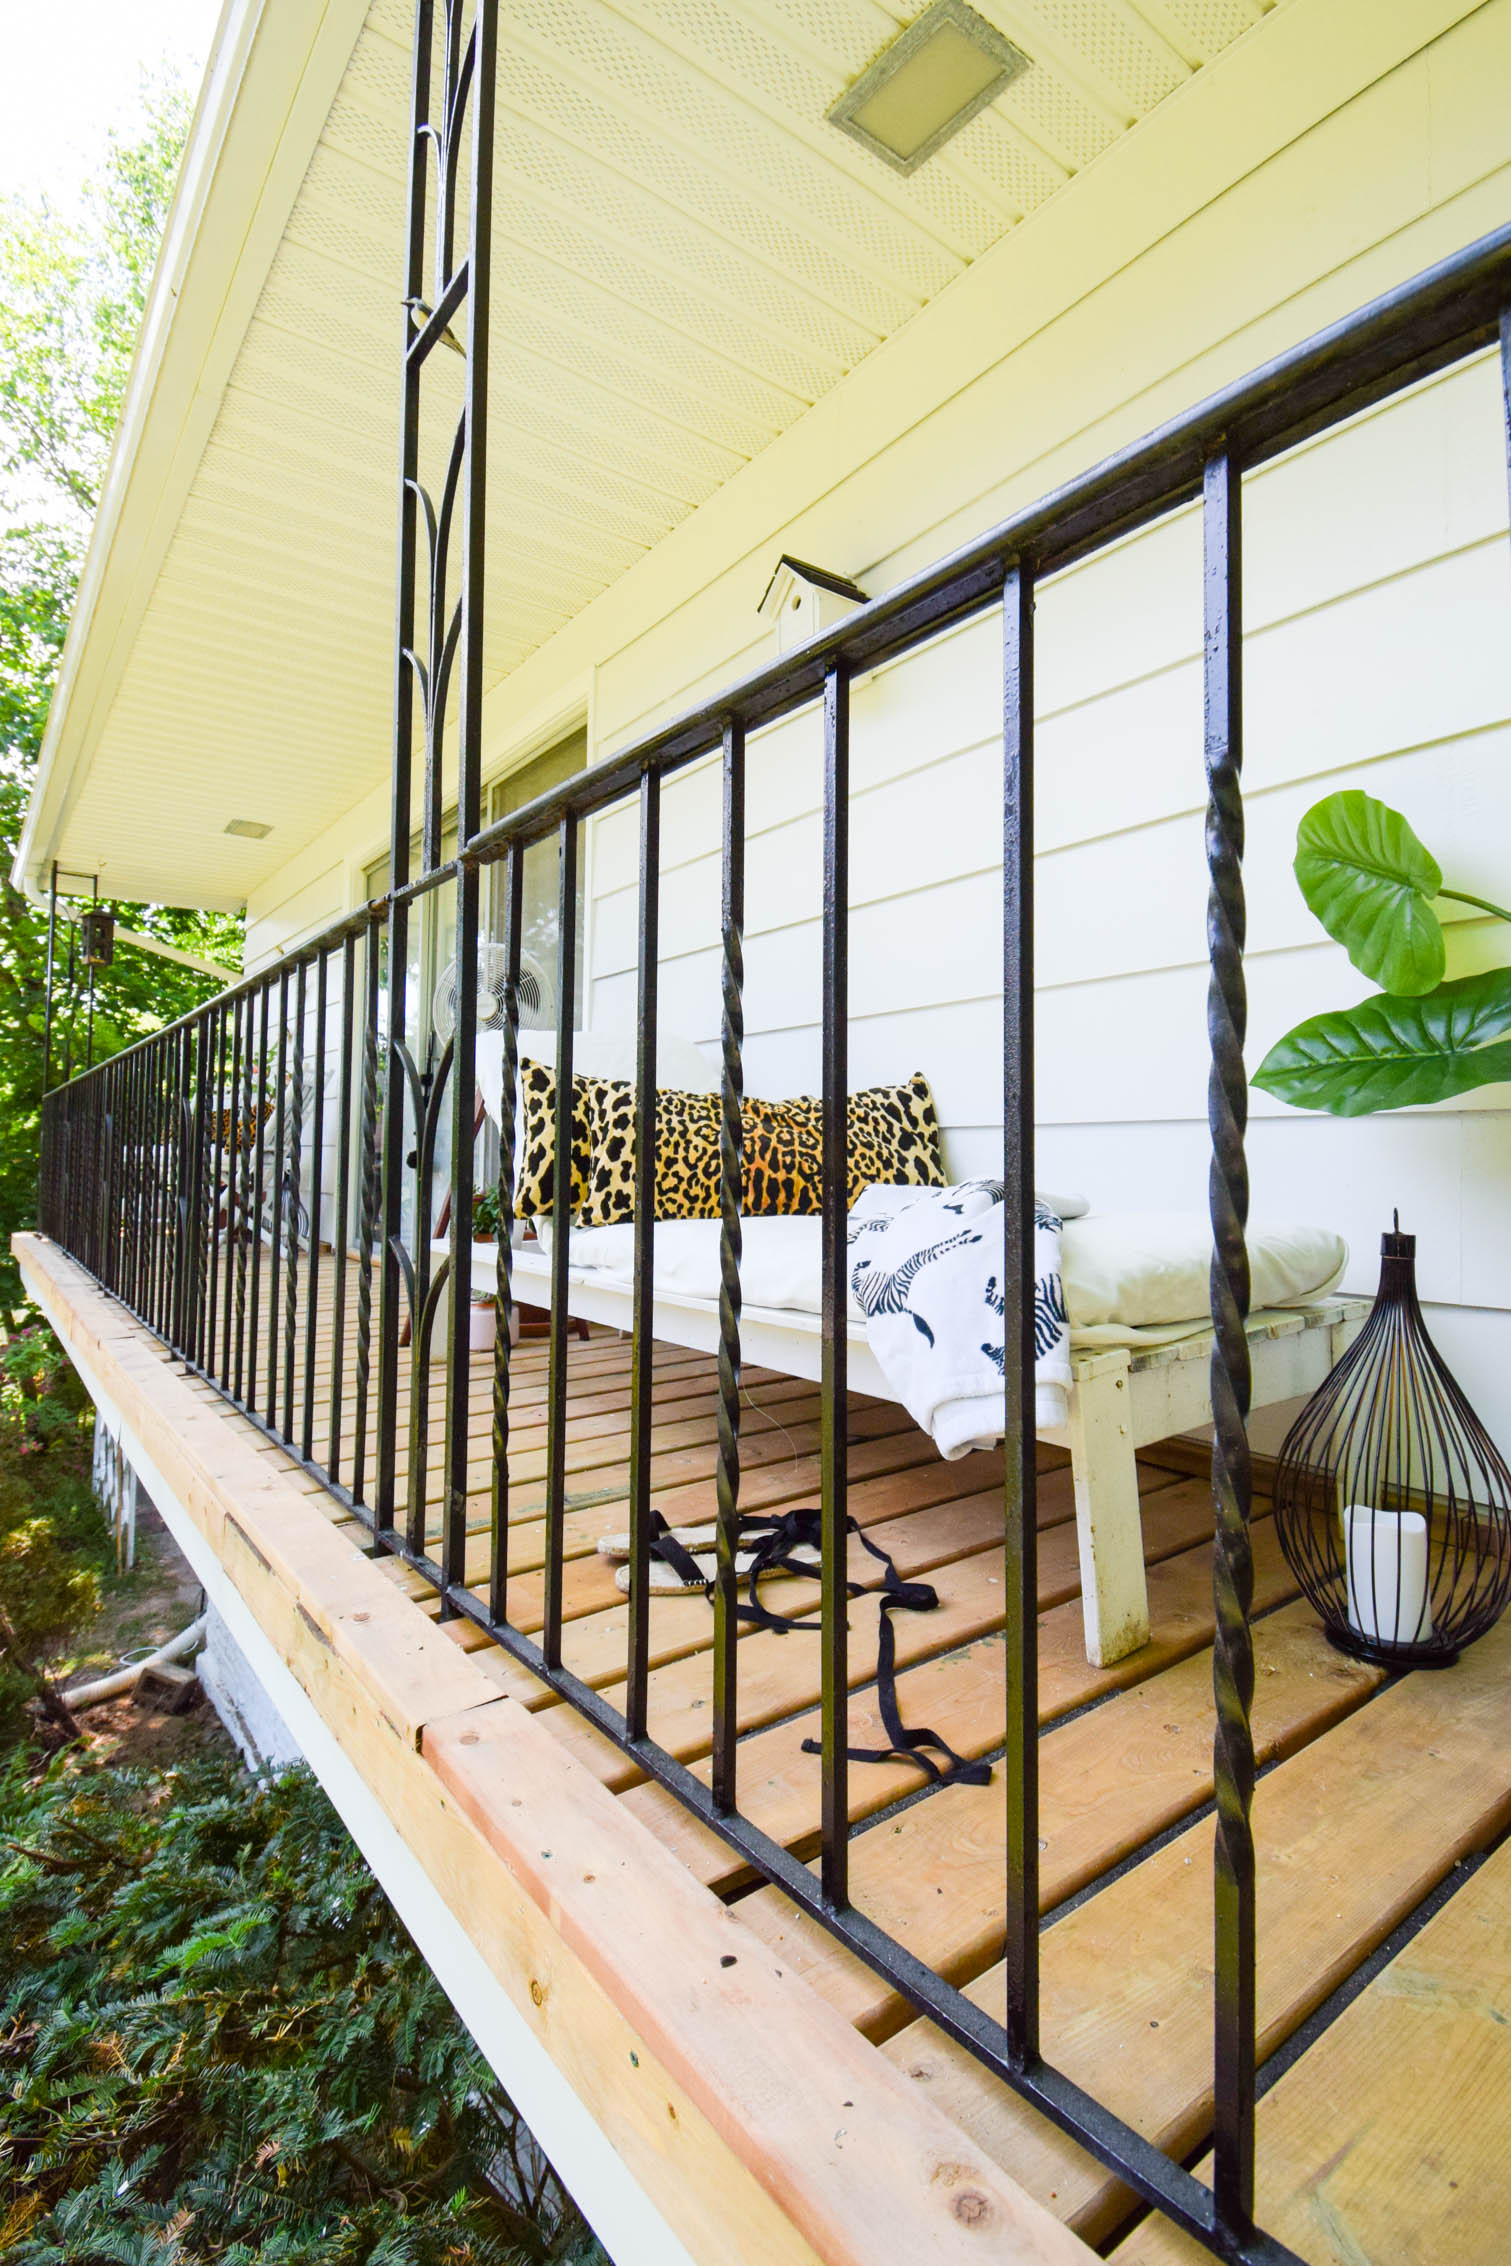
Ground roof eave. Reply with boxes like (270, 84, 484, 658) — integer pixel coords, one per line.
(12, 0, 375, 908)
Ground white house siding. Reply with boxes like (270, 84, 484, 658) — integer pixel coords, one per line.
(246, 0, 1511, 1451)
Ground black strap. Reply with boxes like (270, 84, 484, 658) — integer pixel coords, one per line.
(804, 1588, 993, 1789)
(643, 1511, 711, 1590)
(640, 1506, 991, 1790)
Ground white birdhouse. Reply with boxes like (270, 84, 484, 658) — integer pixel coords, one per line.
(757, 555, 868, 656)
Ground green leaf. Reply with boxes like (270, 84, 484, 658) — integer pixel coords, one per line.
(1253, 967, 1511, 1115)
(1294, 790, 1445, 995)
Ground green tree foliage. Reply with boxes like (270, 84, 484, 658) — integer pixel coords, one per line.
(0, 1323, 103, 1743)
(0, 1753, 606, 2263)
(0, 90, 244, 1320)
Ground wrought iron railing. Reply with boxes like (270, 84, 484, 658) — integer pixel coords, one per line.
(35, 4, 1511, 2253)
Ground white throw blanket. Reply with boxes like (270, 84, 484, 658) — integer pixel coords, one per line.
(847, 1181, 1072, 1457)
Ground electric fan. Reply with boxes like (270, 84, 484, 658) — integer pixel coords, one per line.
(430, 941, 555, 1046)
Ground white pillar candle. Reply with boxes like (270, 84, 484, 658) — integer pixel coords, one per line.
(1344, 1504, 1433, 1646)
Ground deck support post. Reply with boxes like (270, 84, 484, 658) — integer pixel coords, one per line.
(1066, 1353, 1150, 1668)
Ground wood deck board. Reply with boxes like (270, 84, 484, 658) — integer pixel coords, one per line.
(878, 1612, 1511, 2244)
(1111, 1833, 1511, 2266)
(728, 1604, 1384, 2038)
(141, 1251, 1505, 2265)
(618, 1513, 1301, 1891)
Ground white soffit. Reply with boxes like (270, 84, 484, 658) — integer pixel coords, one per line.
(33, 0, 1271, 911)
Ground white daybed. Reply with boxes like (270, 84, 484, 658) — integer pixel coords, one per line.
(468, 1032, 1367, 1666)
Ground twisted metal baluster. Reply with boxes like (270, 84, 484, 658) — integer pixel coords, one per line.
(352, 921, 384, 1512)
(711, 718, 745, 1815)
(491, 843, 523, 1626)
(283, 960, 307, 1441)
(1204, 445, 1256, 2235)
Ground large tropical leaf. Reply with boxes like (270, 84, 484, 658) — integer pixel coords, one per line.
(1294, 790, 1444, 995)
(1254, 967, 1511, 1115)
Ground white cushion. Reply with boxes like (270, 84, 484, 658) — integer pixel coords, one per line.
(542, 1206, 1347, 1339)
(1061, 1212, 1347, 1330)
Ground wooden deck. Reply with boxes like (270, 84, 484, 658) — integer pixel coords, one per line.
(38, 1238, 1511, 2265)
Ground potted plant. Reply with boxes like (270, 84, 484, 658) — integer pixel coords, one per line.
(1254, 790, 1511, 1115)
(464, 1184, 515, 1353)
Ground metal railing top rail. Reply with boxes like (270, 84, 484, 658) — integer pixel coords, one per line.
(41, 214, 1511, 1109)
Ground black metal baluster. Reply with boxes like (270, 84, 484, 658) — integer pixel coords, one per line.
(159, 1034, 179, 1343)
(441, 0, 496, 1604)
(820, 662, 850, 1907)
(267, 970, 290, 1429)
(282, 960, 307, 1442)
(353, 919, 383, 1511)
(145, 1047, 163, 1335)
(493, 852, 530, 1631)
(100, 1073, 118, 1291)
(119, 1052, 136, 1308)
(302, 952, 328, 1459)
(711, 721, 745, 1812)
(120, 1049, 137, 1311)
(96, 1077, 109, 1282)
(329, 932, 357, 1483)
(224, 990, 243, 1385)
(375, 788, 411, 1532)
(247, 985, 272, 1405)
(185, 1030, 201, 1350)
(405, 1001, 451, 1555)
(172, 1025, 195, 1354)
(238, 988, 264, 1406)
(190, 1018, 213, 1363)
(1204, 445, 1256, 2236)
(625, 776, 659, 1741)
(490, 846, 523, 1626)
(1002, 563, 1040, 2070)
(378, 0, 432, 1541)
(136, 1045, 152, 1318)
(156, 1041, 172, 1340)
(443, 861, 479, 1601)
(543, 814, 578, 1669)
(205, 1001, 227, 1378)
(1500, 304, 1510, 521)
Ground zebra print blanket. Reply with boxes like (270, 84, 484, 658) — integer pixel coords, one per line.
(847, 1180, 1072, 1458)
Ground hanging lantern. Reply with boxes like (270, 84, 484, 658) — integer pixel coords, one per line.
(1272, 1215, 1511, 1668)
(79, 908, 116, 968)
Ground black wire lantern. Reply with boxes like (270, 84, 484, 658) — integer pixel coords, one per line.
(1272, 1215, 1511, 1669)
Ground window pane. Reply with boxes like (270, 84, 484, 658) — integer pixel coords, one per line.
(488, 729, 588, 1029)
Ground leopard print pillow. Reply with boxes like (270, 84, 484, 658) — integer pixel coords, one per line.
(845, 1071, 946, 1206)
(512, 1059, 593, 1218)
(577, 1071, 944, 1226)
(581, 1082, 722, 1227)
(749, 1073, 946, 1210)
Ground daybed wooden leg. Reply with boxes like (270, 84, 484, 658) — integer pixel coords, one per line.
(1066, 1351, 1150, 1668)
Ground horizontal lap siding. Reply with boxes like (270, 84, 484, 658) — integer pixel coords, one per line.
(585, 350, 1511, 1449)
(236, 2, 1511, 1455)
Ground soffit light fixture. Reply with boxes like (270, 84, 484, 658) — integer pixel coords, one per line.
(224, 818, 272, 838)
(827, 0, 1030, 175)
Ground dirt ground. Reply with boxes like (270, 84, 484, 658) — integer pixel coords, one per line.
(48, 1502, 236, 1771)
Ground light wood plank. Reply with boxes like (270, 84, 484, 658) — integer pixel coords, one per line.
(1112, 1835, 1511, 2266)
(730, 1604, 1383, 2037)
(622, 1510, 1299, 1886)
(879, 1614, 1511, 2245)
